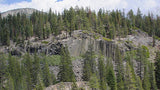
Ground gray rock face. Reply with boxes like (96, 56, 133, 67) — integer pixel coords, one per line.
(1, 8, 37, 18)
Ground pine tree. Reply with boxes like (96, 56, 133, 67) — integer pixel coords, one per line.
(98, 54, 107, 90)
(136, 76, 143, 90)
(32, 53, 41, 86)
(127, 9, 135, 28)
(58, 46, 75, 82)
(83, 45, 95, 81)
(6, 74, 15, 90)
(148, 63, 157, 90)
(115, 47, 124, 90)
(142, 65, 151, 90)
(124, 62, 136, 90)
(155, 52, 160, 89)
(89, 73, 99, 90)
(24, 53, 33, 90)
(106, 58, 117, 90)
(135, 8, 142, 28)
(0, 54, 8, 90)
(43, 56, 52, 87)
(35, 74, 44, 90)
(71, 80, 78, 90)
(69, 7, 75, 36)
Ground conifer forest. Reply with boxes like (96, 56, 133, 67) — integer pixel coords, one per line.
(0, 7, 160, 90)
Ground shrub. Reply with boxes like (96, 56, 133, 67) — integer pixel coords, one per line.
(102, 37, 112, 41)
(41, 41, 49, 44)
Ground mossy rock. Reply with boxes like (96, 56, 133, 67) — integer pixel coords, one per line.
(102, 37, 112, 41)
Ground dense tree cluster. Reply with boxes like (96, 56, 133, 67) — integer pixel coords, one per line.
(82, 45, 158, 90)
(0, 53, 56, 90)
(1, 7, 160, 46)
(155, 52, 160, 89)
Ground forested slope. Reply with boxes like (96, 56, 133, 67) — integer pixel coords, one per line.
(0, 7, 160, 90)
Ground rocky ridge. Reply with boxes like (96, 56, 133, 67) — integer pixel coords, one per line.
(0, 8, 38, 18)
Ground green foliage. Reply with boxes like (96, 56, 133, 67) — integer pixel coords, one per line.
(115, 47, 124, 90)
(43, 55, 61, 66)
(89, 74, 99, 90)
(82, 45, 96, 81)
(42, 57, 52, 87)
(106, 62, 117, 90)
(124, 62, 137, 90)
(0, 54, 8, 90)
(142, 66, 151, 90)
(1, 7, 160, 45)
(136, 76, 143, 90)
(58, 46, 75, 82)
(82, 30, 89, 34)
(98, 54, 107, 90)
(71, 81, 78, 90)
(148, 63, 157, 90)
(155, 36, 160, 41)
(93, 34, 100, 39)
(41, 41, 49, 44)
(125, 40, 133, 44)
(155, 52, 160, 89)
(141, 45, 150, 58)
(102, 37, 112, 41)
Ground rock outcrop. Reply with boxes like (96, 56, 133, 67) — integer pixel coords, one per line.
(1, 8, 38, 18)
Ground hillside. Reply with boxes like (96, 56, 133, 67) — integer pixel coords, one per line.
(0, 7, 160, 90)
(0, 8, 38, 18)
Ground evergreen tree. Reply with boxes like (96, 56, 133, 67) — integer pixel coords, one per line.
(89, 73, 99, 90)
(58, 46, 75, 82)
(136, 76, 143, 90)
(98, 54, 107, 90)
(8, 54, 22, 90)
(68, 7, 75, 36)
(35, 74, 44, 90)
(24, 53, 33, 90)
(155, 52, 160, 89)
(124, 62, 137, 90)
(0, 54, 8, 90)
(32, 53, 41, 86)
(106, 58, 117, 90)
(43, 56, 52, 87)
(135, 8, 142, 28)
(127, 9, 135, 28)
(6, 74, 15, 90)
(83, 45, 96, 81)
(148, 63, 157, 90)
(142, 65, 151, 90)
(115, 47, 124, 90)
(71, 80, 78, 90)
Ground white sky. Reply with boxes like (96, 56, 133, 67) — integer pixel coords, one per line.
(0, 0, 160, 15)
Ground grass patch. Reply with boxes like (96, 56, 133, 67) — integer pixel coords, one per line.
(82, 30, 89, 34)
(125, 40, 133, 44)
(93, 34, 100, 39)
(155, 36, 160, 41)
(41, 41, 49, 44)
(71, 56, 83, 61)
(44, 55, 61, 66)
(102, 37, 112, 41)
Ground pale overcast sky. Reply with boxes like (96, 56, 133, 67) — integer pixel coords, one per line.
(0, 0, 160, 15)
